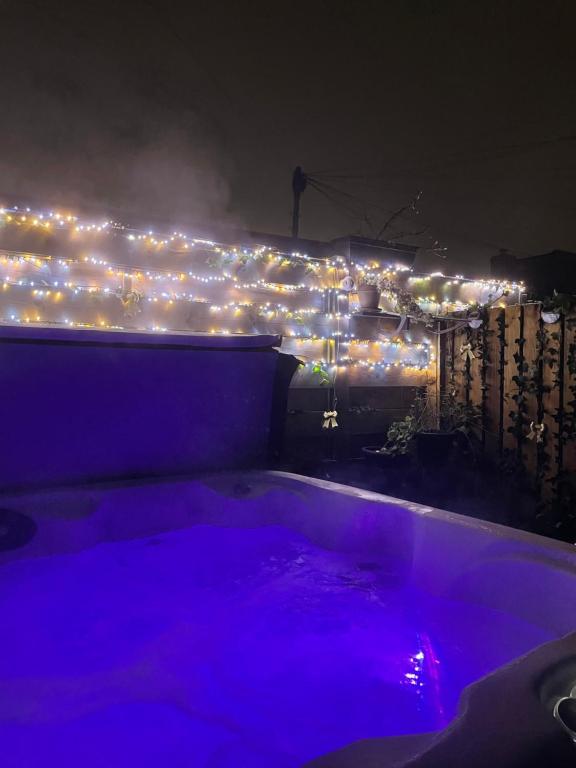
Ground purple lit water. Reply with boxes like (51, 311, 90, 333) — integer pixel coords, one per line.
(0, 525, 553, 767)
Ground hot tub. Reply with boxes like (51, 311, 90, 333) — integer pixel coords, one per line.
(0, 325, 298, 489)
(1, 471, 575, 767)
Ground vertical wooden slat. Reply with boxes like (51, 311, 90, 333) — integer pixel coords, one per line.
(522, 304, 540, 478)
(479, 318, 488, 453)
(453, 323, 467, 403)
(535, 312, 547, 497)
(542, 315, 561, 495)
(449, 328, 456, 393)
(469, 326, 483, 408)
(484, 307, 501, 455)
(503, 305, 521, 454)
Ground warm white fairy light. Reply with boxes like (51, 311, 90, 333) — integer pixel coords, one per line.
(0, 202, 521, 378)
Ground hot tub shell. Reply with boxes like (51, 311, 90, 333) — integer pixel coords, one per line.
(1, 471, 575, 767)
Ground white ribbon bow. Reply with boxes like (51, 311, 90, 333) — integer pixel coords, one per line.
(527, 421, 545, 443)
(460, 342, 476, 361)
(322, 410, 338, 429)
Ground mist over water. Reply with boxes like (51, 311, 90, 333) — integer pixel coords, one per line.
(4, 1, 576, 270)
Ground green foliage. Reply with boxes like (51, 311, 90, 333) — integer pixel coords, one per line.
(506, 315, 530, 467)
(380, 387, 481, 455)
(379, 277, 433, 327)
(440, 393, 482, 435)
(561, 318, 576, 448)
(478, 310, 492, 437)
(541, 292, 576, 314)
(462, 326, 474, 393)
(311, 363, 331, 386)
(380, 415, 418, 456)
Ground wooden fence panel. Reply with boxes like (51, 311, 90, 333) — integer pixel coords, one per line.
(441, 304, 576, 500)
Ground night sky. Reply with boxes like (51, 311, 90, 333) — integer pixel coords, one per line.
(2, 0, 576, 272)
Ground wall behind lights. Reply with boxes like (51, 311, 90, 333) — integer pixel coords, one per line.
(0, 207, 521, 465)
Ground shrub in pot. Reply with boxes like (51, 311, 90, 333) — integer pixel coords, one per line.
(362, 415, 416, 468)
(540, 292, 576, 324)
(363, 388, 481, 470)
(414, 390, 482, 468)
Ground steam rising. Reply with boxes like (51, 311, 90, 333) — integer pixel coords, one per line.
(0, 4, 237, 232)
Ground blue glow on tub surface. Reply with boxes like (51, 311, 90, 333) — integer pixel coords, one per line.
(0, 525, 553, 767)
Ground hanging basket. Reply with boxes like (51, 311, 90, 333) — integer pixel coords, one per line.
(541, 310, 560, 324)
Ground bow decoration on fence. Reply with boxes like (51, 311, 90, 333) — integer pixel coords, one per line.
(322, 411, 338, 429)
(120, 290, 143, 318)
(527, 421, 546, 443)
(459, 343, 477, 362)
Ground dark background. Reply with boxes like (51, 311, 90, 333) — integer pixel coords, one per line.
(2, 0, 576, 272)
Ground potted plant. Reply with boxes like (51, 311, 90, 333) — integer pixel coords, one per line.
(540, 292, 576, 324)
(379, 276, 433, 326)
(541, 296, 561, 324)
(362, 388, 481, 470)
(414, 389, 482, 468)
(362, 414, 416, 468)
(357, 273, 382, 311)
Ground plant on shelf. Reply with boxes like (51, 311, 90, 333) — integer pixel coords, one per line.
(541, 292, 576, 323)
(356, 272, 383, 311)
(355, 272, 435, 325)
(379, 277, 433, 327)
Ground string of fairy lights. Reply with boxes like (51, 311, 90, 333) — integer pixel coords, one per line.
(0, 204, 522, 375)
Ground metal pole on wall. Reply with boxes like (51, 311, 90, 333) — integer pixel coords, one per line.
(291, 166, 307, 238)
(436, 320, 442, 429)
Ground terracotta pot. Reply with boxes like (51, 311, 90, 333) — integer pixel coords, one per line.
(357, 285, 381, 311)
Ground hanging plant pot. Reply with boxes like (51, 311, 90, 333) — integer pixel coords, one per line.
(357, 285, 381, 311)
(541, 310, 560, 324)
(468, 317, 483, 329)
